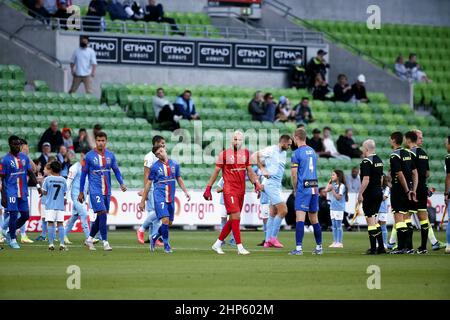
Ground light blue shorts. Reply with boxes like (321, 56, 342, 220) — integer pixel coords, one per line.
(262, 182, 283, 206)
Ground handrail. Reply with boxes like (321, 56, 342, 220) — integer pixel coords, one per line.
(264, 0, 389, 69)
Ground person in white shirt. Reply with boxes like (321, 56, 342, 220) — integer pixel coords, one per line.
(346, 167, 361, 193)
(69, 36, 97, 94)
(322, 127, 350, 160)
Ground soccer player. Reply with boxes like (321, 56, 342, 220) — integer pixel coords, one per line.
(204, 130, 262, 255)
(138, 145, 191, 253)
(289, 128, 323, 255)
(253, 135, 292, 248)
(216, 177, 235, 246)
(41, 161, 68, 251)
(79, 131, 127, 251)
(357, 139, 386, 254)
(0, 135, 39, 249)
(64, 149, 90, 244)
(325, 169, 348, 248)
(445, 136, 450, 254)
(136, 135, 165, 246)
(388, 132, 418, 254)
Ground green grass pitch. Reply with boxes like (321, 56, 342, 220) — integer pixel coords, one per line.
(1, 230, 449, 300)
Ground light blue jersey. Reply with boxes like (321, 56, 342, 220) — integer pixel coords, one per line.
(259, 145, 286, 185)
(67, 162, 88, 200)
(217, 177, 225, 205)
(329, 182, 346, 211)
(42, 175, 67, 211)
(378, 186, 390, 213)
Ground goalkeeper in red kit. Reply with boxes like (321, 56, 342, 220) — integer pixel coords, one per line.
(203, 131, 262, 255)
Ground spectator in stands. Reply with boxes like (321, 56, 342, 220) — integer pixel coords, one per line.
(405, 53, 432, 83)
(351, 74, 369, 103)
(29, 0, 51, 23)
(73, 128, 91, 153)
(306, 49, 330, 89)
(38, 142, 52, 174)
(43, 0, 57, 14)
(62, 127, 74, 154)
(311, 73, 332, 101)
(337, 128, 363, 159)
(106, 0, 128, 20)
(346, 167, 361, 193)
(69, 36, 97, 94)
(19, 138, 37, 173)
(323, 127, 350, 160)
(248, 91, 265, 121)
(84, 0, 107, 32)
(174, 90, 200, 120)
(318, 187, 331, 231)
(287, 54, 307, 89)
(275, 96, 294, 122)
(38, 121, 63, 152)
(56, 145, 71, 178)
(144, 0, 184, 35)
(307, 128, 331, 158)
(53, 0, 71, 29)
(260, 93, 276, 122)
(87, 123, 103, 149)
(124, 0, 144, 21)
(153, 88, 181, 131)
(394, 55, 409, 81)
(293, 97, 315, 125)
(333, 74, 353, 102)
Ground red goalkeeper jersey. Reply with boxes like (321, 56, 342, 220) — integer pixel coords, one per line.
(216, 147, 250, 195)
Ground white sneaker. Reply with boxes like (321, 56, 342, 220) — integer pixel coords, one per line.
(212, 243, 225, 255)
(238, 247, 250, 255)
(48, 244, 55, 251)
(103, 243, 112, 251)
(335, 243, 344, 248)
(329, 242, 337, 248)
(84, 239, 96, 251)
(445, 246, 450, 254)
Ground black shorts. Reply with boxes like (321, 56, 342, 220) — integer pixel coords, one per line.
(409, 186, 428, 212)
(362, 191, 383, 217)
(390, 187, 409, 214)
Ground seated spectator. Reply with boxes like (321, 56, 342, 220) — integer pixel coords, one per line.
(73, 128, 91, 153)
(346, 167, 361, 194)
(333, 74, 353, 102)
(84, 0, 107, 32)
(124, 0, 144, 20)
(336, 128, 363, 159)
(248, 91, 275, 122)
(43, 0, 57, 14)
(323, 127, 351, 160)
(394, 55, 409, 81)
(29, 0, 51, 23)
(38, 121, 63, 153)
(106, 0, 128, 20)
(53, 0, 71, 29)
(288, 54, 307, 89)
(312, 73, 332, 101)
(405, 53, 432, 83)
(56, 145, 71, 178)
(62, 127, 74, 153)
(38, 142, 52, 174)
(144, 0, 184, 35)
(260, 93, 276, 122)
(306, 49, 330, 89)
(174, 90, 200, 120)
(351, 74, 369, 103)
(153, 88, 181, 131)
(275, 96, 294, 122)
(307, 128, 331, 158)
(293, 97, 315, 125)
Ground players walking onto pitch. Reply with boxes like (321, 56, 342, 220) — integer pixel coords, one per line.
(138, 145, 191, 253)
(357, 139, 386, 254)
(79, 132, 127, 251)
(290, 128, 323, 255)
(204, 130, 262, 255)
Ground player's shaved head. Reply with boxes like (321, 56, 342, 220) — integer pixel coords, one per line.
(232, 130, 244, 150)
(363, 139, 376, 152)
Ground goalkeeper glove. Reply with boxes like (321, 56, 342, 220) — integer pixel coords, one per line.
(203, 185, 212, 201)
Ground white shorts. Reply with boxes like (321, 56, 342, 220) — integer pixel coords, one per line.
(45, 210, 65, 222)
(330, 210, 344, 220)
(377, 212, 388, 222)
(260, 204, 270, 219)
(218, 204, 227, 218)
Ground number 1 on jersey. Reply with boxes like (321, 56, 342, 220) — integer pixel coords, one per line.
(309, 157, 314, 173)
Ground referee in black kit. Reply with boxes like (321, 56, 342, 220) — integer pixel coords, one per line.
(389, 132, 418, 254)
(404, 130, 430, 254)
(357, 139, 386, 254)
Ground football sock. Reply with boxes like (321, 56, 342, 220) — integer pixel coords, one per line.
(368, 225, 377, 251)
(271, 216, 283, 239)
(231, 219, 241, 245)
(99, 214, 108, 241)
(48, 225, 55, 245)
(396, 222, 408, 250)
(160, 223, 169, 246)
(336, 220, 343, 243)
(419, 220, 429, 249)
(80, 214, 90, 238)
(65, 215, 77, 235)
(140, 212, 153, 232)
(15, 211, 29, 231)
(295, 221, 304, 246)
(20, 224, 26, 236)
(389, 225, 397, 244)
(331, 219, 337, 243)
(89, 217, 100, 238)
(58, 226, 65, 244)
(405, 219, 413, 250)
(265, 215, 274, 242)
(375, 224, 384, 249)
(380, 224, 388, 247)
(218, 220, 232, 241)
(8, 212, 18, 240)
(312, 223, 322, 245)
(41, 218, 47, 237)
(428, 226, 438, 244)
